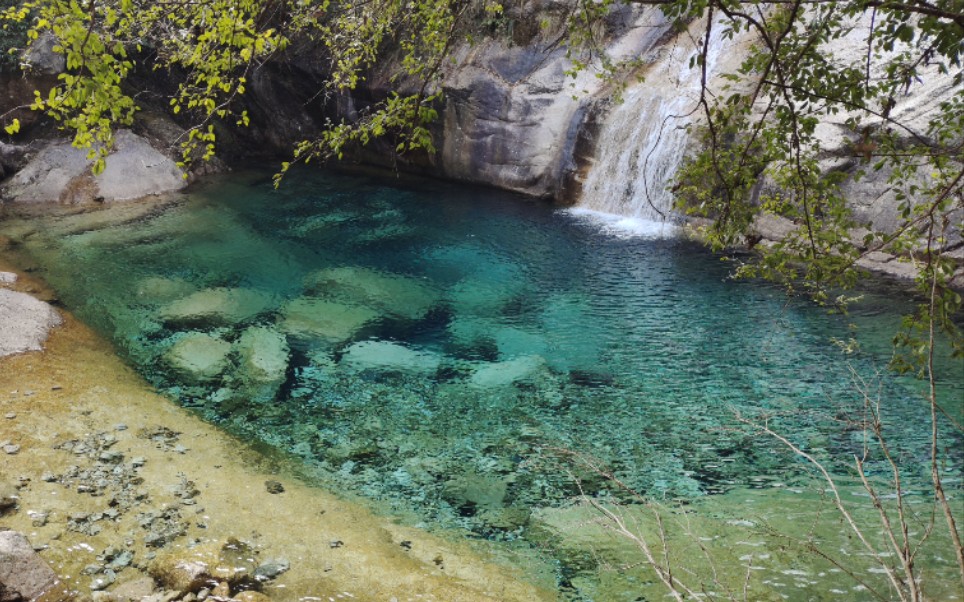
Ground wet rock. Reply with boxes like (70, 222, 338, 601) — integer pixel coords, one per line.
(264, 481, 284, 495)
(253, 558, 289, 582)
(138, 508, 188, 548)
(150, 539, 260, 594)
(164, 333, 232, 383)
(159, 288, 276, 328)
(235, 327, 289, 402)
(277, 298, 378, 343)
(0, 531, 66, 602)
(108, 576, 156, 602)
(0, 289, 63, 357)
(303, 266, 439, 320)
(341, 340, 441, 375)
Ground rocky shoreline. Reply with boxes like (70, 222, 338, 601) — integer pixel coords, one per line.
(0, 261, 554, 602)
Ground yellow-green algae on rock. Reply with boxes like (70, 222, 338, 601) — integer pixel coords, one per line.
(0, 261, 556, 602)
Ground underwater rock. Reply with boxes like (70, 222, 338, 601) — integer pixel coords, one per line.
(159, 288, 276, 328)
(164, 333, 232, 383)
(0, 289, 63, 357)
(302, 266, 439, 320)
(106, 576, 156, 602)
(341, 340, 441, 374)
(277, 298, 378, 343)
(446, 277, 523, 316)
(442, 470, 509, 514)
(468, 355, 548, 388)
(235, 327, 289, 401)
(150, 539, 259, 594)
(135, 277, 197, 304)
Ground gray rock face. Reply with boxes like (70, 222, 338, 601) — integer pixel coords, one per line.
(21, 32, 66, 75)
(0, 289, 63, 357)
(0, 531, 62, 602)
(2, 130, 185, 204)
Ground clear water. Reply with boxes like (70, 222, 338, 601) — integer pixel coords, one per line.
(3, 168, 962, 598)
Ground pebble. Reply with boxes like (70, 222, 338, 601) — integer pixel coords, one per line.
(115, 424, 128, 431)
(4, 412, 15, 419)
(4, 444, 20, 455)
(265, 480, 285, 494)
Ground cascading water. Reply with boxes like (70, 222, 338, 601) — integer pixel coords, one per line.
(573, 18, 727, 235)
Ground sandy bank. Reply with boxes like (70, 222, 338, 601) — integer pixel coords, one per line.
(0, 261, 554, 602)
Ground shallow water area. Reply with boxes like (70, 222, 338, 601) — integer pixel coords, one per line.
(1, 168, 961, 599)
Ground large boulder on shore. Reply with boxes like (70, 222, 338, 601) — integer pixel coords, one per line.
(1, 130, 185, 204)
(0, 531, 68, 602)
(0, 289, 62, 357)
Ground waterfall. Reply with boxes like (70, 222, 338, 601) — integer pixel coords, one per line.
(572, 19, 727, 236)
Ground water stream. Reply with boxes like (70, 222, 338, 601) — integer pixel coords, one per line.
(575, 18, 728, 235)
(1, 169, 961, 599)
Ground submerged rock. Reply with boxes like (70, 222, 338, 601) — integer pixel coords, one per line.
(164, 333, 232, 383)
(277, 298, 378, 343)
(303, 266, 439, 320)
(0, 289, 63, 357)
(135, 276, 197, 304)
(235, 327, 289, 401)
(341, 340, 441, 374)
(468, 355, 548, 388)
(159, 288, 275, 328)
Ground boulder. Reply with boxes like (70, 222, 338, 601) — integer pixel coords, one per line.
(235, 327, 289, 401)
(341, 340, 441, 374)
(134, 277, 197, 304)
(277, 298, 378, 343)
(0, 289, 63, 357)
(164, 333, 232, 383)
(159, 288, 275, 328)
(1, 130, 186, 204)
(303, 266, 439, 320)
(0, 531, 66, 602)
(468, 355, 547, 388)
(21, 32, 66, 75)
(0, 272, 16, 286)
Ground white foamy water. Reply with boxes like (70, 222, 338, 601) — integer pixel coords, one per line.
(561, 207, 679, 238)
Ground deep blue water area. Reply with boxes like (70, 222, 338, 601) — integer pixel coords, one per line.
(5, 168, 962, 597)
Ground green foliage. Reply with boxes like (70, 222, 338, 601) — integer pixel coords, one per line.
(0, 0, 462, 172)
